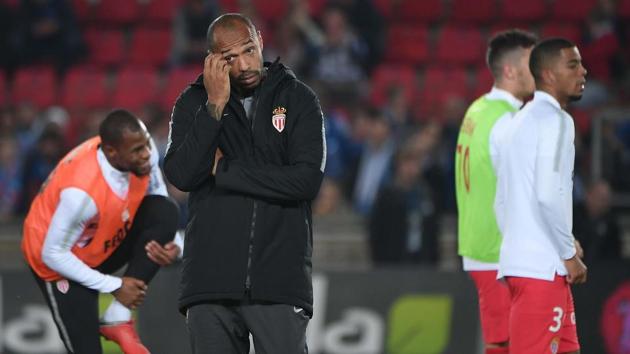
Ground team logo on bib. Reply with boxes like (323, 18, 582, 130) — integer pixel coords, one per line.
(272, 107, 286, 133)
(56, 279, 70, 294)
(121, 208, 130, 222)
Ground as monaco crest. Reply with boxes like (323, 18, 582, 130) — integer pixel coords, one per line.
(272, 107, 286, 133)
(56, 279, 70, 294)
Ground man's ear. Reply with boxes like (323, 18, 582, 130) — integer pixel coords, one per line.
(101, 143, 117, 160)
(503, 64, 515, 81)
(542, 68, 555, 85)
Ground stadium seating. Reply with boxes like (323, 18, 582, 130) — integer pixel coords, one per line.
(550, 0, 597, 22)
(61, 67, 109, 109)
(620, 0, 630, 18)
(374, 0, 443, 22)
(434, 26, 485, 66)
(252, 0, 289, 24)
(420, 66, 469, 119)
(12, 67, 57, 108)
(307, 0, 327, 18)
(111, 68, 160, 112)
(84, 29, 126, 68)
(369, 65, 417, 108)
(472, 65, 494, 99)
(95, 0, 141, 26)
(450, 0, 497, 24)
(218, 0, 240, 13)
(143, 0, 183, 26)
(128, 28, 172, 68)
(71, 0, 94, 24)
(160, 66, 200, 110)
(384, 25, 429, 66)
(540, 23, 582, 45)
(500, 0, 547, 22)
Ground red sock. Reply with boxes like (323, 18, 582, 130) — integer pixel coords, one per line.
(485, 346, 509, 354)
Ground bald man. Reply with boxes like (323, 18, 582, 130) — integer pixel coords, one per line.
(164, 13, 326, 354)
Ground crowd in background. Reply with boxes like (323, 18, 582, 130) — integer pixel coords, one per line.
(1, 0, 630, 267)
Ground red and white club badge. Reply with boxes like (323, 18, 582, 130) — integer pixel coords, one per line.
(56, 279, 70, 294)
(272, 106, 287, 133)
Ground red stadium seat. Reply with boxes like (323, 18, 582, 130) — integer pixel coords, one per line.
(95, 0, 141, 26)
(84, 29, 126, 68)
(489, 23, 534, 37)
(434, 26, 485, 65)
(620, 0, 630, 18)
(12, 67, 57, 108)
(399, 0, 443, 22)
(420, 66, 469, 119)
(450, 0, 497, 24)
(581, 33, 620, 82)
(375, 0, 443, 22)
(500, 0, 547, 23)
(369, 65, 417, 107)
(307, 0, 327, 18)
(218, 0, 240, 12)
(252, 0, 289, 24)
(71, 0, 95, 24)
(61, 67, 109, 109)
(384, 25, 429, 66)
(128, 28, 172, 68)
(143, 0, 183, 26)
(143, 0, 183, 25)
(540, 23, 582, 44)
(160, 66, 200, 110)
(550, 0, 597, 22)
(111, 68, 160, 111)
(472, 65, 495, 99)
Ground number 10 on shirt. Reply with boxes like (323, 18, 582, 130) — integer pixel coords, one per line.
(456, 144, 470, 193)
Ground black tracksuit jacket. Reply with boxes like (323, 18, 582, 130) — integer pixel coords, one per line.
(164, 61, 325, 315)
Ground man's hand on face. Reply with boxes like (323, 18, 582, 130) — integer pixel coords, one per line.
(203, 53, 230, 121)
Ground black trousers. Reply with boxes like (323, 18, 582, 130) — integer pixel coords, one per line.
(32, 195, 179, 354)
(186, 300, 310, 354)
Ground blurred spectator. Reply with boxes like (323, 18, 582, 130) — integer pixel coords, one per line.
(0, 136, 22, 221)
(12, 0, 85, 72)
(17, 123, 67, 214)
(573, 179, 622, 263)
(432, 97, 468, 213)
(348, 106, 395, 215)
(599, 119, 630, 192)
(333, 0, 385, 71)
(263, 15, 314, 76)
(383, 86, 413, 139)
(369, 131, 439, 266)
(307, 5, 369, 104)
(13, 102, 41, 154)
(171, 0, 220, 65)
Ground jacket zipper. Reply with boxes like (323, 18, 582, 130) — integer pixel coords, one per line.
(244, 201, 257, 293)
(244, 88, 261, 295)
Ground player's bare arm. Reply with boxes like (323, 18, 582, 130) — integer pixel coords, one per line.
(564, 256, 587, 285)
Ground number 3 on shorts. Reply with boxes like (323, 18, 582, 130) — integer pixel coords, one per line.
(549, 306, 564, 333)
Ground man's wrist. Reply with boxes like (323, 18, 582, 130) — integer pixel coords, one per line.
(206, 100, 223, 121)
